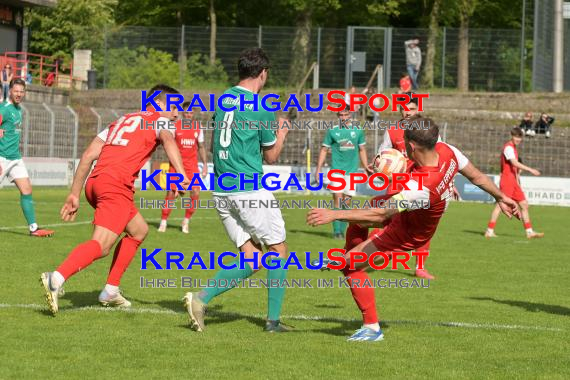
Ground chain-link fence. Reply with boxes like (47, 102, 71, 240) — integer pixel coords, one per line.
(85, 25, 532, 92)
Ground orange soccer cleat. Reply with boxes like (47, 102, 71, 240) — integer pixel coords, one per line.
(415, 268, 435, 280)
(30, 228, 55, 237)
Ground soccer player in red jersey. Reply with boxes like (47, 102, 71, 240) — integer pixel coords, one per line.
(158, 102, 208, 233)
(307, 117, 520, 341)
(374, 96, 440, 280)
(40, 84, 190, 315)
(485, 127, 543, 239)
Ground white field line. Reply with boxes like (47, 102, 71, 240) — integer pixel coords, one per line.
(0, 303, 562, 332)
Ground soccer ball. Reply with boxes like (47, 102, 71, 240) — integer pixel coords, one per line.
(372, 148, 407, 176)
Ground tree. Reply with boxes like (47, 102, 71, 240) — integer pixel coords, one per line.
(209, 0, 217, 65)
(456, 0, 477, 91)
(421, 0, 442, 88)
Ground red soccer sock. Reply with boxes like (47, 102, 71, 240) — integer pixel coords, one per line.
(161, 195, 175, 221)
(56, 240, 103, 280)
(342, 267, 378, 324)
(344, 223, 369, 251)
(487, 221, 496, 229)
(184, 194, 199, 219)
(107, 236, 142, 286)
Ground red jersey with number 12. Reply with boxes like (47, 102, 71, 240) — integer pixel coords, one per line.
(90, 110, 172, 189)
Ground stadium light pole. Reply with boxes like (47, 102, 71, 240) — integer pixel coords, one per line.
(553, 0, 564, 92)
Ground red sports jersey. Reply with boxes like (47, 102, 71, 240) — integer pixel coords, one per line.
(372, 142, 468, 251)
(500, 141, 519, 184)
(90, 110, 173, 189)
(379, 121, 407, 155)
(173, 119, 204, 169)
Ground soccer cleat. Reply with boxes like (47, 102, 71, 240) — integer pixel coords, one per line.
(181, 220, 189, 234)
(415, 268, 435, 280)
(40, 272, 60, 315)
(98, 289, 132, 308)
(30, 228, 54, 237)
(183, 292, 206, 332)
(347, 327, 384, 342)
(310, 257, 343, 271)
(157, 221, 167, 233)
(265, 320, 293, 333)
(527, 232, 544, 239)
(484, 230, 498, 238)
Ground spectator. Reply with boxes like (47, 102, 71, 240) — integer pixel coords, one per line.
(344, 86, 360, 120)
(534, 113, 554, 138)
(405, 37, 421, 90)
(519, 112, 534, 136)
(399, 73, 412, 93)
(1, 64, 13, 102)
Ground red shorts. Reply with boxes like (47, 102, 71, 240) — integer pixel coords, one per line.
(168, 164, 198, 191)
(369, 227, 431, 252)
(85, 175, 138, 235)
(500, 181, 526, 202)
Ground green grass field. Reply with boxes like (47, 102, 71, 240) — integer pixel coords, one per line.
(1, 187, 569, 379)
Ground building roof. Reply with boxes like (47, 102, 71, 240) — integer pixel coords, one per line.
(2, 0, 57, 8)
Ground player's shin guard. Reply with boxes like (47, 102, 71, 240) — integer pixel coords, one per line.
(344, 223, 369, 251)
(342, 267, 378, 324)
(56, 240, 103, 280)
(199, 260, 254, 304)
(184, 194, 199, 219)
(161, 195, 175, 221)
(107, 236, 142, 286)
(20, 193, 37, 227)
(267, 258, 288, 321)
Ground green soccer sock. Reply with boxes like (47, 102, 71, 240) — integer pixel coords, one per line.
(339, 202, 349, 235)
(267, 258, 288, 321)
(20, 194, 37, 227)
(332, 208, 341, 235)
(199, 260, 254, 304)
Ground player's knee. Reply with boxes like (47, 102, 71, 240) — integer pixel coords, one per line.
(132, 223, 149, 241)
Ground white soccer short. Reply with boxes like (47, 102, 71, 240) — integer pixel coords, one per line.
(328, 172, 357, 197)
(0, 157, 29, 183)
(214, 189, 286, 248)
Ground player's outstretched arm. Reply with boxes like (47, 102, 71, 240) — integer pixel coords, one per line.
(315, 147, 328, 177)
(61, 136, 105, 221)
(262, 118, 289, 164)
(307, 204, 398, 227)
(460, 162, 520, 219)
(509, 158, 541, 176)
(159, 130, 190, 190)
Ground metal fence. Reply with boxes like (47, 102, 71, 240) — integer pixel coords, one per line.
(88, 25, 531, 92)
(17, 103, 570, 178)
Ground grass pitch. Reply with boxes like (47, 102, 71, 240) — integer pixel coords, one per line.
(1, 187, 569, 379)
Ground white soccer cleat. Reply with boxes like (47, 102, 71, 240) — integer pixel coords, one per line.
(157, 221, 167, 233)
(484, 230, 498, 238)
(183, 292, 206, 332)
(181, 220, 189, 234)
(98, 289, 132, 308)
(40, 272, 60, 315)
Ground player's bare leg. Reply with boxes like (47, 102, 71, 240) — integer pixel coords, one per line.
(184, 239, 262, 332)
(14, 177, 54, 237)
(158, 189, 177, 232)
(41, 225, 118, 315)
(182, 188, 199, 234)
(485, 203, 502, 238)
(100, 213, 148, 308)
(519, 200, 544, 239)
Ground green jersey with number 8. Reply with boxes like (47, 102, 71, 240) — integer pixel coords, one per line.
(212, 86, 276, 194)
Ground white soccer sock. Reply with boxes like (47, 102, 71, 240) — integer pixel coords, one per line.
(52, 271, 65, 288)
(29, 223, 38, 232)
(363, 323, 380, 332)
(104, 284, 119, 295)
(160, 220, 167, 225)
(525, 228, 534, 235)
(486, 228, 494, 234)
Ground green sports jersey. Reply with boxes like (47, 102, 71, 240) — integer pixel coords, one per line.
(212, 86, 277, 194)
(0, 101, 23, 160)
(323, 125, 365, 174)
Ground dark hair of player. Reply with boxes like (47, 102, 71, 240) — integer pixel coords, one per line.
(182, 101, 192, 110)
(401, 73, 409, 78)
(10, 78, 26, 89)
(338, 105, 351, 114)
(404, 116, 439, 149)
(511, 126, 524, 137)
(149, 84, 180, 102)
(237, 48, 270, 80)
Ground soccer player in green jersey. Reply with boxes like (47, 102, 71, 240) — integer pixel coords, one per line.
(183, 48, 290, 333)
(0, 79, 54, 237)
(315, 106, 371, 238)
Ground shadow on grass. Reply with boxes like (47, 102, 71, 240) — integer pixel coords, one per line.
(289, 229, 336, 239)
(462, 229, 520, 238)
(0, 229, 31, 236)
(63, 290, 101, 308)
(469, 296, 570, 316)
